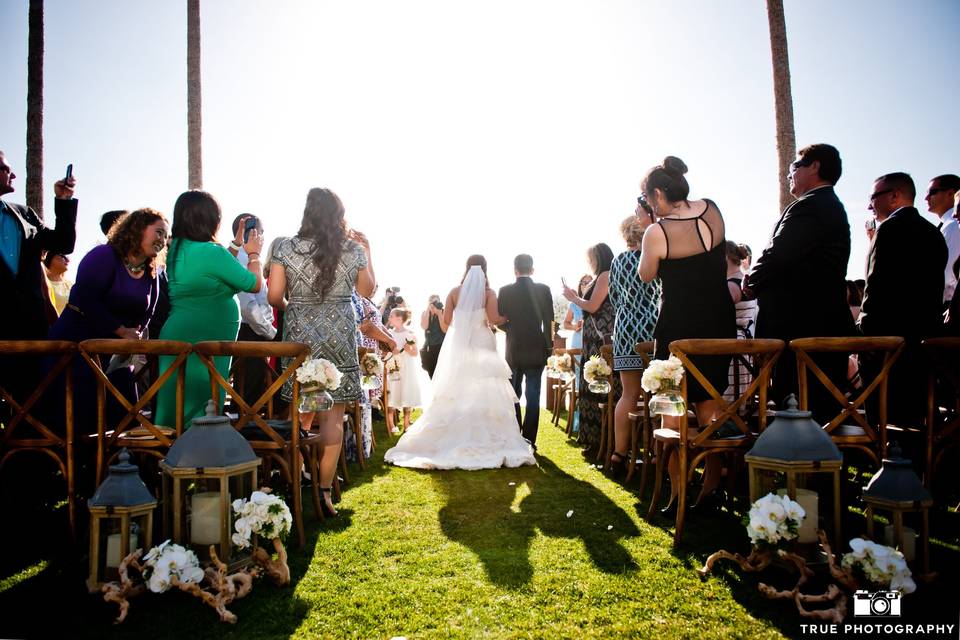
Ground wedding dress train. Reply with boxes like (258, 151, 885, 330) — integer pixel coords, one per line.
(384, 266, 536, 470)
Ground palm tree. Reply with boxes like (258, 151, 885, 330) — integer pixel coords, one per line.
(26, 0, 44, 217)
(187, 0, 202, 189)
(766, 0, 796, 212)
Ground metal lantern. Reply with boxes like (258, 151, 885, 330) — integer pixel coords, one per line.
(745, 394, 844, 550)
(160, 401, 259, 570)
(87, 449, 157, 591)
(862, 443, 933, 576)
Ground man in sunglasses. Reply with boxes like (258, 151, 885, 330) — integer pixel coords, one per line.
(745, 143, 855, 421)
(925, 174, 960, 307)
(860, 172, 946, 425)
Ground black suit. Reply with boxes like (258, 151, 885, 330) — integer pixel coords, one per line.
(859, 206, 946, 424)
(0, 196, 77, 404)
(749, 186, 855, 418)
(498, 276, 553, 445)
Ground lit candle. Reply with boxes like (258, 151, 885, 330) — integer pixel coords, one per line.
(884, 525, 916, 562)
(780, 488, 818, 543)
(191, 492, 224, 545)
(106, 532, 137, 568)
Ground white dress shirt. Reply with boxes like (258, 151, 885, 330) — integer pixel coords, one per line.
(940, 208, 959, 303)
(237, 247, 277, 339)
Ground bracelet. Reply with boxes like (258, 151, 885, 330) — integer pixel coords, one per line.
(229, 241, 242, 250)
(247, 253, 260, 259)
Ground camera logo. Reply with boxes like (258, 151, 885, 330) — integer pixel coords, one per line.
(853, 590, 902, 617)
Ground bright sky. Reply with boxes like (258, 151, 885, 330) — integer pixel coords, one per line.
(2, 0, 958, 324)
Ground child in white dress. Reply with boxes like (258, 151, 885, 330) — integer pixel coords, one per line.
(386, 308, 423, 433)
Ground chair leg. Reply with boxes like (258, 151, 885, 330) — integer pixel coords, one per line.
(673, 445, 688, 547)
(626, 415, 639, 483)
(596, 404, 608, 463)
(308, 446, 323, 521)
(339, 442, 350, 484)
(646, 440, 665, 520)
(332, 473, 342, 503)
(637, 418, 652, 499)
(291, 447, 306, 547)
(353, 405, 366, 470)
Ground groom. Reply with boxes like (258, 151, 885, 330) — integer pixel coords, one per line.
(498, 254, 554, 448)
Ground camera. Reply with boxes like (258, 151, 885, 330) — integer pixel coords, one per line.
(432, 300, 443, 310)
(853, 590, 901, 617)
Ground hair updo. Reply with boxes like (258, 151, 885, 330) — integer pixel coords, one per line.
(641, 156, 690, 203)
(724, 240, 750, 265)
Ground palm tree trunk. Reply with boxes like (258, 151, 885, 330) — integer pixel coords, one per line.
(187, 0, 202, 189)
(26, 0, 44, 217)
(766, 0, 796, 212)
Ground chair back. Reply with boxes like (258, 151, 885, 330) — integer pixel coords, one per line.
(669, 338, 784, 448)
(920, 337, 960, 487)
(79, 339, 192, 480)
(790, 336, 904, 458)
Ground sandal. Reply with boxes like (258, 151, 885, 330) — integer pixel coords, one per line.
(320, 487, 339, 518)
(608, 451, 628, 478)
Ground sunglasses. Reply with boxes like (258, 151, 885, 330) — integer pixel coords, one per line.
(927, 187, 952, 197)
(637, 196, 653, 215)
(869, 188, 894, 201)
(789, 159, 813, 173)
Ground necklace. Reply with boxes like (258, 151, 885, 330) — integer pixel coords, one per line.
(125, 260, 146, 274)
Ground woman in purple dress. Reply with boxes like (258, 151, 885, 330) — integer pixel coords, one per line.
(48, 209, 169, 434)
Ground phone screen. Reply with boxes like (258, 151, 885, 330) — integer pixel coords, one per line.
(65, 164, 73, 181)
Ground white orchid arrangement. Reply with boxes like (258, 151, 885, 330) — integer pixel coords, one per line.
(231, 491, 293, 549)
(140, 540, 205, 594)
(547, 353, 573, 375)
(744, 493, 806, 548)
(583, 355, 612, 383)
(360, 353, 382, 376)
(842, 538, 916, 594)
(296, 357, 343, 392)
(641, 356, 684, 393)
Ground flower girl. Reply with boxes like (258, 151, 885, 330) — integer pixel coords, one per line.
(385, 308, 422, 433)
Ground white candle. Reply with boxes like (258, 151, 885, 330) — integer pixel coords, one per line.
(779, 488, 818, 543)
(884, 525, 916, 562)
(106, 532, 137, 568)
(191, 492, 224, 545)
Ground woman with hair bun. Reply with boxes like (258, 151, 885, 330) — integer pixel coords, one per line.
(268, 187, 376, 516)
(637, 156, 736, 514)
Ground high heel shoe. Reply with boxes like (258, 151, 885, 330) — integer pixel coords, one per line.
(659, 500, 678, 518)
(689, 488, 726, 514)
(320, 487, 339, 518)
(608, 451, 628, 479)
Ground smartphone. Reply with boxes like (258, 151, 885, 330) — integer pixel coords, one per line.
(243, 216, 258, 242)
(561, 276, 569, 288)
(64, 164, 73, 181)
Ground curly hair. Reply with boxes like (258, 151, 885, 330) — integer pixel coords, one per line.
(107, 208, 167, 278)
(296, 188, 347, 301)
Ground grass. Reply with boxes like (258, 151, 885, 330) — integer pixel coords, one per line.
(0, 412, 957, 639)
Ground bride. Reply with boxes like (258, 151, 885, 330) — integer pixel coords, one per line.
(384, 255, 537, 470)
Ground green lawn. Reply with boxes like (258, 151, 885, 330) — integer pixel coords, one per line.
(1, 413, 957, 639)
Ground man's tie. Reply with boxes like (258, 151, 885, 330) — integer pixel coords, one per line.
(938, 220, 944, 230)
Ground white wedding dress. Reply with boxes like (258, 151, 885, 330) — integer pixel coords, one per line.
(384, 266, 536, 470)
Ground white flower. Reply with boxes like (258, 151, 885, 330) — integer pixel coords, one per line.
(566, 510, 574, 518)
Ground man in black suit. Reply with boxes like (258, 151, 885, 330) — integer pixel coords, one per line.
(859, 172, 946, 424)
(498, 254, 553, 448)
(0, 151, 77, 399)
(746, 143, 856, 420)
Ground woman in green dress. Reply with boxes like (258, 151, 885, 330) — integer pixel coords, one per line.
(155, 191, 264, 427)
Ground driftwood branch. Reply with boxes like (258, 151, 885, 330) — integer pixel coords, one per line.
(101, 549, 146, 624)
(252, 537, 290, 586)
(698, 548, 774, 578)
(173, 545, 258, 624)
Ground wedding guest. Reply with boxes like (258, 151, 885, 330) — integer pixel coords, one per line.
(562, 242, 618, 456)
(99, 210, 127, 236)
(155, 191, 264, 428)
(0, 151, 77, 406)
(606, 216, 661, 476)
(746, 143, 855, 420)
(268, 187, 376, 516)
(859, 172, 946, 425)
(739, 244, 753, 275)
(386, 308, 422, 434)
(562, 274, 592, 433)
(48, 209, 167, 433)
(638, 156, 736, 513)
(724, 241, 758, 404)
(846, 280, 863, 321)
(43, 252, 72, 316)
(420, 294, 448, 379)
(925, 174, 960, 307)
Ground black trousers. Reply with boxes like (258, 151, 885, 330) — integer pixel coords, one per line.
(234, 323, 273, 406)
(421, 342, 443, 379)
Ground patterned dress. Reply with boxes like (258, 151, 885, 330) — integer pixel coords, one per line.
(608, 249, 661, 370)
(274, 237, 367, 403)
(576, 276, 620, 449)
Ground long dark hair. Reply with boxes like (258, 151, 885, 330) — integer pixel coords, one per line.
(462, 254, 488, 285)
(586, 243, 613, 275)
(296, 188, 347, 301)
(170, 190, 221, 264)
(108, 208, 167, 278)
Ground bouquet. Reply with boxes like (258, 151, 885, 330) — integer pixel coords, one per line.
(583, 355, 612, 393)
(360, 352, 383, 390)
(231, 491, 293, 549)
(547, 353, 574, 380)
(744, 493, 805, 548)
(141, 540, 205, 593)
(385, 354, 402, 381)
(296, 357, 342, 413)
(842, 539, 916, 594)
(642, 356, 686, 417)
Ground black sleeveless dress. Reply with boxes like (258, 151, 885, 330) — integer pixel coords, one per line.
(653, 200, 737, 403)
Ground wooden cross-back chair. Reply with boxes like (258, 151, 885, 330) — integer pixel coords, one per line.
(791, 336, 904, 469)
(547, 348, 580, 432)
(626, 341, 654, 489)
(192, 340, 319, 547)
(595, 345, 616, 464)
(921, 337, 960, 492)
(647, 338, 784, 546)
(79, 339, 191, 484)
(343, 347, 373, 470)
(0, 340, 77, 538)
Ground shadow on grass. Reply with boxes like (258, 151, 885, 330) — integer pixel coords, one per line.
(432, 455, 639, 589)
